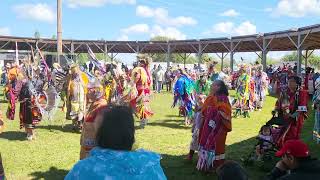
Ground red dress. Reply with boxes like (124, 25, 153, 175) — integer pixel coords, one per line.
(275, 89, 308, 147)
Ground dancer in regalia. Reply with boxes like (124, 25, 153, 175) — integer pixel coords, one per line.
(313, 76, 320, 144)
(197, 80, 232, 171)
(5, 63, 19, 120)
(131, 57, 153, 128)
(172, 69, 195, 126)
(186, 73, 211, 161)
(254, 65, 269, 111)
(67, 64, 88, 131)
(80, 79, 108, 159)
(233, 64, 250, 118)
(19, 78, 42, 140)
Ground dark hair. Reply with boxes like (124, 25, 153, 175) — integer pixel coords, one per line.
(96, 105, 135, 151)
(214, 80, 229, 96)
(216, 161, 248, 180)
(288, 76, 301, 87)
(259, 125, 271, 134)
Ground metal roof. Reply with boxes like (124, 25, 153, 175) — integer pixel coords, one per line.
(0, 24, 319, 54)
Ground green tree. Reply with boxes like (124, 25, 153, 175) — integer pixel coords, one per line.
(281, 52, 297, 62)
(308, 53, 320, 68)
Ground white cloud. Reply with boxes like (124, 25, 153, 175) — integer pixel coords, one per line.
(13, 3, 55, 23)
(136, 5, 197, 27)
(272, 0, 320, 17)
(234, 21, 257, 36)
(67, 0, 136, 8)
(206, 21, 257, 36)
(117, 34, 129, 41)
(220, 9, 239, 17)
(150, 25, 186, 40)
(0, 27, 10, 36)
(121, 24, 150, 34)
(211, 22, 234, 34)
(136, 5, 155, 17)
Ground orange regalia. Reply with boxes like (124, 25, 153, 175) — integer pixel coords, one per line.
(197, 94, 232, 171)
(131, 67, 153, 120)
(80, 81, 107, 160)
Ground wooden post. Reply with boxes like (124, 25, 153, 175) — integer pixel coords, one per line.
(57, 0, 62, 64)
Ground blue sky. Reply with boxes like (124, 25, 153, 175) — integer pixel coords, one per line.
(0, 0, 319, 63)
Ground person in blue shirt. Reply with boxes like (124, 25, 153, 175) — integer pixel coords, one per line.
(65, 105, 167, 180)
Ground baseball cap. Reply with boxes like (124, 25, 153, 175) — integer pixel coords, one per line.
(276, 140, 309, 158)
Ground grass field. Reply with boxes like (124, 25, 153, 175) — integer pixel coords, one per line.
(0, 90, 319, 180)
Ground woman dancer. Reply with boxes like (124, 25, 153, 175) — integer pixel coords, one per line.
(197, 80, 232, 171)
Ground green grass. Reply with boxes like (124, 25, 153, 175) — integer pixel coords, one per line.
(0, 90, 319, 180)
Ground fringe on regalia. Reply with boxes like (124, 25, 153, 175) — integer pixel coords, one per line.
(172, 75, 195, 117)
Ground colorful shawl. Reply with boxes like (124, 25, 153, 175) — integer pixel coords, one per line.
(197, 95, 231, 171)
(172, 75, 195, 117)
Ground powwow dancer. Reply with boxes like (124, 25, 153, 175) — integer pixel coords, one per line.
(5, 63, 20, 120)
(172, 69, 195, 126)
(80, 79, 108, 159)
(19, 79, 43, 140)
(67, 64, 88, 131)
(186, 73, 212, 161)
(254, 66, 269, 110)
(131, 57, 153, 128)
(197, 80, 232, 171)
(233, 64, 250, 118)
(312, 76, 320, 143)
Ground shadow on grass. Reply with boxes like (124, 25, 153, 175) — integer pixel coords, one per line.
(161, 136, 275, 180)
(161, 153, 216, 180)
(29, 167, 68, 180)
(148, 119, 190, 129)
(0, 131, 26, 141)
(0, 100, 7, 104)
(166, 115, 181, 118)
(36, 124, 80, 134)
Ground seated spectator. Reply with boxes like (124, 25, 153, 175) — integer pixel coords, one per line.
(65, 105, 167, 180)
(216, 161, 248, 180)
(266, 140, 320, 180)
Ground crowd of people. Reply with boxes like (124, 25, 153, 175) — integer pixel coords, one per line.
(0, 54, 320, 179)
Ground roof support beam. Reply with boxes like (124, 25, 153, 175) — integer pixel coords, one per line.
(93, 42, 105, 53)
(216, 52, 228, 71)
(74, 43, 85, 52)
(62, 43, 71, 53)
(71, 42, 75, 60)
(0, 41, 11, 50)
(297, 33, 302, 74)
(229, 40, 241, 72)
(197, 43, 202, 68)
(166, 43, 171, 68)
(126, 43, 137, 53)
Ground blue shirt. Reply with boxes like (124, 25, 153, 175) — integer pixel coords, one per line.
(65, 147, 167, 180)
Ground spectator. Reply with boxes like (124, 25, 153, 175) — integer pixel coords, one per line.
(266, 140, 320, 180)
(216, 161, 248, 180)
(88, 62, 93, 73)
(151, 65, 157, 91)
(155, 65, 164, 93)
(66, 105, 167, 180)
(165, 67, 173, 92)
